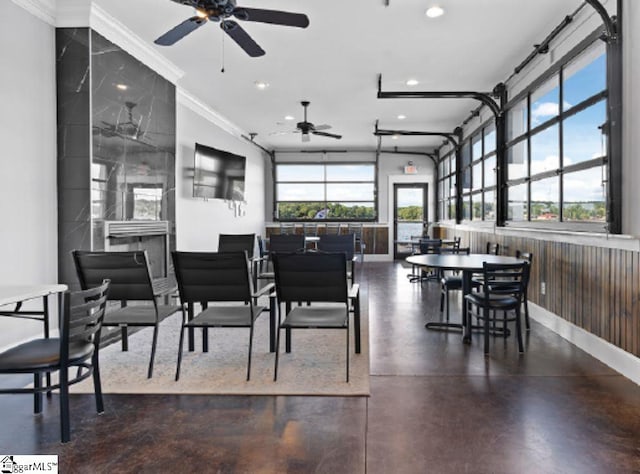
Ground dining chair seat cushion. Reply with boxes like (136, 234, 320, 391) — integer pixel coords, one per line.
(185, 305, 266, 327)
(441, 275, 462, 289)
(464, 292, 519, 310)
(281, 306, 348, 328)
(104, 304, 180, 325)
(0, 339, 93, 371)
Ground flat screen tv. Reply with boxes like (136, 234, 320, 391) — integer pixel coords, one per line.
(193, 142, 246, 201)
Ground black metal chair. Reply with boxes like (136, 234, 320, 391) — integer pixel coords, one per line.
(72, 250, 181, 378)
(515, 250, 533, 330)
(272, 252, 357, 382)
(317, 233, 357, 284)
(438, 246, 472, 323)
(464, 261, 529, 355)
(253, 234, 306, 289)
(0, 280, 110, 443)
(408, 238, 443, 283)
(218, 233, 255, 258)
(172, 251, 274, 381)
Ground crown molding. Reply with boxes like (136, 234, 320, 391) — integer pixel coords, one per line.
(177, 88, 247, 139)
(90, 5, 184, 84)
(52, 1, 184, 84)
(177, 88, 269, 150)
(11, 0, 56, 25)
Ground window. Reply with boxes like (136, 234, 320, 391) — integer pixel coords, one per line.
(275, 163, 376, 221)
(133, 187, 163, 220)
(505, 40, 607, 227)
(455, 123, 497, 222)
(437, 149, 456, 221)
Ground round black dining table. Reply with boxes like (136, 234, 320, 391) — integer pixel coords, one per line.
(405, 253, 525, 342)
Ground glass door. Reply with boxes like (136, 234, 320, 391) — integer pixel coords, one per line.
(394, 183, 428, 259)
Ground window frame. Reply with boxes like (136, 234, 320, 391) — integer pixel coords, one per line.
(274, 161, 378, 222)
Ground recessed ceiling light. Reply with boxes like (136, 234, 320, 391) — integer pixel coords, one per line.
(391, 135, 399, 140)
(254, 81, 269, 90)
(116, 84, 128, 91)
(397, 114, 407, 120)
(426, 6, 445, 18)
(405, 79, 419, 87)
(284, 115, 295, 121)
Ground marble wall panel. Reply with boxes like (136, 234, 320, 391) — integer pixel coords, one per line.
(56, 27, 176, 287)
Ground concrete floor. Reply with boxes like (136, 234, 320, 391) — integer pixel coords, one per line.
(1, 261, 639, 473)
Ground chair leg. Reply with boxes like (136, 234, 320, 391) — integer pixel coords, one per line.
(176, 325, 186, 381)
(483, 307, 490, 355)
(445, 289, 451, 323)
(147, 324, 159, 379)
(92, 352, 105, 414)
(247, 323, 255, 381)
(523, 290, 531, 330)
(59, 367, 70, 443)
(346, 323, 350, 383)
(439, 290, 445, 313)
(274, 326, 281, 382)
(515, 307, 524, 353)
(353, 294, 361, 354)
(121, 326, 128, 351)
(33, 373, 43, 414)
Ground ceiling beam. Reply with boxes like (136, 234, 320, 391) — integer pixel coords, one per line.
(377, 74, 502, 118)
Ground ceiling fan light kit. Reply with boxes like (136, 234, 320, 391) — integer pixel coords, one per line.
(155, 0, 310, 57)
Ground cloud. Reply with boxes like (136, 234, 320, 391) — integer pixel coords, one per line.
(531, 102, 559, 122)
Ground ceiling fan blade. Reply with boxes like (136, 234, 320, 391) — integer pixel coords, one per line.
(302, 132, 311, 143)
(312, 131, 342, 139)
(220, 21, 265, 57)
(314, 124, 332, 131)
(154, 16, 206, 46)
(234, 8, 309, 28)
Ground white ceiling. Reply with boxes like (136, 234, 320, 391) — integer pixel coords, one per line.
(92, 0, 583, 152)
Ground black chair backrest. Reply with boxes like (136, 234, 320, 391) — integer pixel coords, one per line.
(273, 252, 348, 304)
(172, 251, 252, 303)
(61, 280, 110, 357)
(268, 234, 306, 255)
(419, 238, 442, 254)
(218, 233, 255, 258)
(73, 250, 155, 301)
(482, 262, 527, 298)
(486, 242, 500, 255)
(515, 251, 533, 287)
(439, 246, 470, 255)
(317, 233, 355, 260)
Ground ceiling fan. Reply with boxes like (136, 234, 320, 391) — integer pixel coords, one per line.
(292, 101, 342, 142)
(154, 0, 309, 57)
(95, 101, 145, 140)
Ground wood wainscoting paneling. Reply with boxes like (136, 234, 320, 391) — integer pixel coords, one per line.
(433, 227, 640, 358)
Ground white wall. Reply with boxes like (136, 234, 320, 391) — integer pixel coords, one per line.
(0, 2, 58, 348)
(175, 99, 267, 251)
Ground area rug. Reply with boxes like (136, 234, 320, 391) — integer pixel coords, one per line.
(71, 298, 370, 397)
